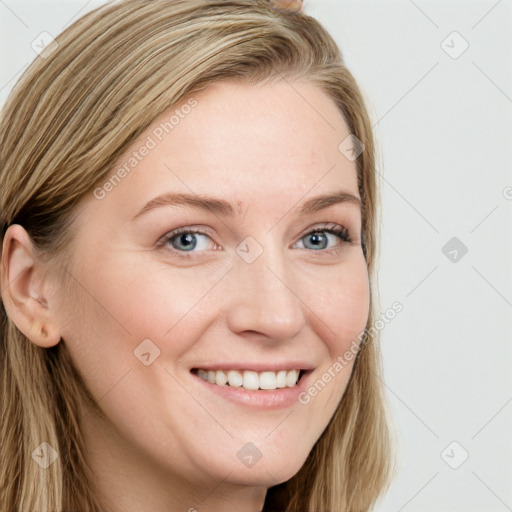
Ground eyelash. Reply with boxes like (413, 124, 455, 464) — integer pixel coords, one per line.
(158, 223, 353, 259)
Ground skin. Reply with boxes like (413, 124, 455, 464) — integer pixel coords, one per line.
(1, 80, 369, 512)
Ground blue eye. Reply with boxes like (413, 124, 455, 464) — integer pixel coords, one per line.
(295, 225, 351, 251)
(164, 229, 213, 252)
(159, 223, 353, 258)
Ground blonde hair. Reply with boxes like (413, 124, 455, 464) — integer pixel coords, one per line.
(0, 1, 396, 510)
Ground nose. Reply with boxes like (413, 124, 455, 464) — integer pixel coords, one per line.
(225, 242, 307, 343)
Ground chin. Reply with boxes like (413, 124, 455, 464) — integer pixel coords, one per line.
(221, 462, 306, 488)
(196, 439, 313, 488)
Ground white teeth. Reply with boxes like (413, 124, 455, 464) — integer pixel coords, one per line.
(259, 371, 277, 390)
(286, 369, 299, 388)
(276, 370, 287, 388)
(215, 370, 227, 386)
(243, 371, 259, 390)
(195, 369, 302, 390)
(227, 370, 243, 387)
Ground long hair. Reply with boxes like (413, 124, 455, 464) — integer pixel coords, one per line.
(0, 1, 396, 510)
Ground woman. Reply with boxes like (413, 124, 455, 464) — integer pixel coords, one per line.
(0, 1, 396, 510)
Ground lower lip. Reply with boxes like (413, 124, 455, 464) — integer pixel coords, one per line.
(191, 371, 312, 409)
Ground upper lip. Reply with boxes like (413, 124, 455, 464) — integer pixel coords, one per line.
(190, 362, 315, 372)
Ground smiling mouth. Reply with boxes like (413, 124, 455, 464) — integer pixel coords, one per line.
(191, 368, 304, 391)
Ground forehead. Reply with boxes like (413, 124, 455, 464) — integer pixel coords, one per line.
(96, 80, 360, 218)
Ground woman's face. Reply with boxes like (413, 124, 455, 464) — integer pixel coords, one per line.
(55, 80, 369, 497)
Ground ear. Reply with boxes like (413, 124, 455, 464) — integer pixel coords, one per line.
(1, 224, 61, 347)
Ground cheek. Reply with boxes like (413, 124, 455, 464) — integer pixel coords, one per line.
(292, 258, 369, 430)
(58, 252, 229, 401)
(67, 248, 212, 338)
(305, 257, 370, 356)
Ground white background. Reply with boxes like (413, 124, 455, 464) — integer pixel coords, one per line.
(1, 1, 511, 510)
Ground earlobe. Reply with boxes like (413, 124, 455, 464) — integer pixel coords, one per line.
(25, 302, 62, 348)
(1, 225, 61, 348)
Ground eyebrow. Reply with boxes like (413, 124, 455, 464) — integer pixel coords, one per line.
(131, 190, 361, 220)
